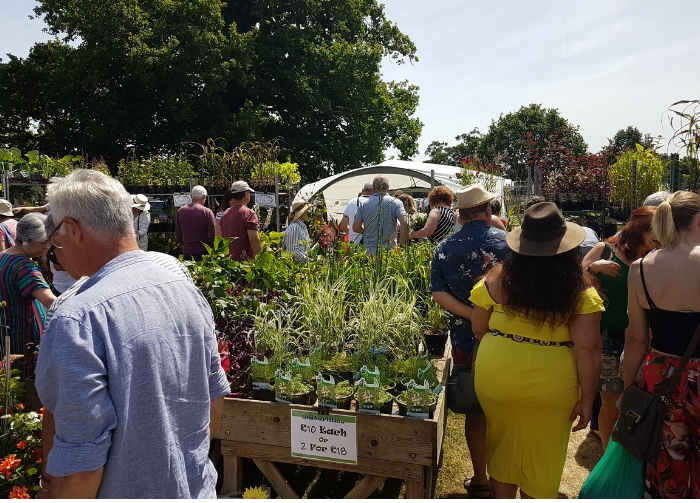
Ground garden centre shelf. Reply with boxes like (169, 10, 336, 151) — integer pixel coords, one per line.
(213, 350, 450, 499)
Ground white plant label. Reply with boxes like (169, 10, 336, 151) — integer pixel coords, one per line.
(290, 410, 357, 465)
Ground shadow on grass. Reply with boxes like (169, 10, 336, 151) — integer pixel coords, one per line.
(574, 431, 603, 471)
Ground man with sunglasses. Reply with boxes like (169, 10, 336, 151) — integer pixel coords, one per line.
(35, 170, 229, 498)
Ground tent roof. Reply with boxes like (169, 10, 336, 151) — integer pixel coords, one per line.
(294, 160, 509, 222)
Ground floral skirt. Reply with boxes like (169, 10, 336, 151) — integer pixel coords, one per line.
(638, 349, 700, 498)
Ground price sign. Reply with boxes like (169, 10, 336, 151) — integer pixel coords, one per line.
(290, 410, 357, 465)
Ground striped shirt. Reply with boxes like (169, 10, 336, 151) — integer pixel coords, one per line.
(45, 251, 192, 326)
(0, 253, 50, 354)
(281, 220, 310, 261)
(431, 207, 455, 243)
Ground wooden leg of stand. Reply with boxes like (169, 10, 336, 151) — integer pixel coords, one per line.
(405, 478, 425, 499)
(344, 475, 386, 499)
(253, 459, 300, 499)
(221, 453, 243, 495)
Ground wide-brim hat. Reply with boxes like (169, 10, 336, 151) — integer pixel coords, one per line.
(289, 201, 310, 223)
(507, 202, 585, 256)
(231, 180, 254, 193)
(132, 194, 150, 212)
(454, 184, 496, 210)
(0, 199, 13, 217)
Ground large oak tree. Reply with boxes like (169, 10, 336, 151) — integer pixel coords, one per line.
(0, 0, 422, 180)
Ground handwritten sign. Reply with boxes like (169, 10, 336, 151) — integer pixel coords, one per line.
(290, 410, 357, 465)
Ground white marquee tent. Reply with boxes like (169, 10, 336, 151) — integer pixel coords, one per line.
(293, 160, 510, 222)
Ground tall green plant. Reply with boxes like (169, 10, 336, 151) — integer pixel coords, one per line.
(608, 145, 667, 209)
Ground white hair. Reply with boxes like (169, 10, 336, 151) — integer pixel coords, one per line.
(16, 213, 48, 245)
(190, 185, 207, 200)
(46, 169, 134, 241)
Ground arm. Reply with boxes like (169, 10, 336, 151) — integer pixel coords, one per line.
(339, 215, 350, 234)
(582, 242, 621, 277)
(136, 212, 150, 237)
(206, 212, 215, 246)
(397, 214, 408, 245)
(432, 291, 474, 321)
(33, 287, 57, 310)
(624, 262, 651, 389)
(568, 310, 603, 431)
(352, 217, 363, 234)
(209, 396, 224, 441)
(248, 230, 262, 258)
(38, 409, 56, 498)
(410, 209, 439, 239)
(471, 304, 492, 340)
(175, 213, 183, 245)
(214, 219, 222, 238)
(0, 241, 4, 252)
(47, 467, 104, 498)
(490, 214, 506, 231)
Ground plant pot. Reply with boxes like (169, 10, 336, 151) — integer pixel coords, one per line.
(396, 394, 438, 419)
(335, 393, 354, 410)
(383, 381, 398, 397)
(424, 332, 448, 356)
(593, 200, 603, 210)
(560, 200, 573, 211)
(290, 391, 316, 405)
(252, 379, 275, 401)
(324, 369, 353, 384)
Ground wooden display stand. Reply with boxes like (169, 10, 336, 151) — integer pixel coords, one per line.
(213, 355, 450, 499)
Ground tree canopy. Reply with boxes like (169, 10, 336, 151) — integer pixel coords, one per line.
(0, 0, 422, 181)
(476, 104, 588, 180)
(424, 128, 483, 166)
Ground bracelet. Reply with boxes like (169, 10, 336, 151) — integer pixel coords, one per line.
(585, 265, 593, 274)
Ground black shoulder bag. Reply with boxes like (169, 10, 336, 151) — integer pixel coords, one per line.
(612, 322, 700, 464)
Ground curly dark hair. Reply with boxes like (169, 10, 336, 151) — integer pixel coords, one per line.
(500, 248, 598, 328)
(428, 186, 454, 207)
(607, 206, 656, 261)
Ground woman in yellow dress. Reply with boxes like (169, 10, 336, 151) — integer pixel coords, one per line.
(470, 202, 603, 499)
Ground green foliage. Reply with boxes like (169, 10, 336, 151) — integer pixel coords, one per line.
(477, 104, 588, 180)
(117, 154, 195, 187)
(2, 0, 422, 180)
(601, 126, 658, 165)
(424, 129, 484, 166)
(608, 145, 667, 208)
(666, 100, 700, 190)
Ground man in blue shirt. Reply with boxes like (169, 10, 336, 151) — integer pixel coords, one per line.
(353, 175, 408, 254)
(430, 183, 510, 498)
(35, 170, 230, 498)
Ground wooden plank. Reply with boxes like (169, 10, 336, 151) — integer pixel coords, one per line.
(404, 479, 424, 499)
(252, 459, 299, 499)
(344, 475, 386, 499)
(434, 356, 450, 464)
(221, 440, 424, 481)
(423, 465, 435, 499)
(216, 399, 436, 466)
(220, 453, 243, 495)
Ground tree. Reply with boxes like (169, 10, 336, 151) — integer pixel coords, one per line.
(600, 126, 657, 165)
(476, 104, 587, 180)
(424, 128, 482, 166)
(0, 0, 422, 181)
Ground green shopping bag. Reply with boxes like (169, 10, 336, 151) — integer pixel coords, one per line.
(578, 436, 645, 499)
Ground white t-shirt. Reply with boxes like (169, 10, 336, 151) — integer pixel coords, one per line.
(50, 262, 78, 294)
(343, 196, 368, 244)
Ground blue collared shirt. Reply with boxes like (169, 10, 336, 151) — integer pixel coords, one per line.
(36, 251, 230, 498)
(429, 220, 510, 354)
(355, 193, 407, 253)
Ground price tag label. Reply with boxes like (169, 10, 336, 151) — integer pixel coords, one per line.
(290, 410, 357, 465)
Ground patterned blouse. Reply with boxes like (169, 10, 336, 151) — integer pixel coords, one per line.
(0, 253, 50, 354)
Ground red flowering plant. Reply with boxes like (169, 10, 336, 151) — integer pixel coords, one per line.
(0, 369, 43, 498)
(459, 156, 502, 192)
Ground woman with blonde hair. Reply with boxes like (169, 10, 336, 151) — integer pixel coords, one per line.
(625, 191, 700, 498)
(409, 185, 455, 243)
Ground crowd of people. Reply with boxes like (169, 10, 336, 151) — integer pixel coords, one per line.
(2, 170, 700, 498)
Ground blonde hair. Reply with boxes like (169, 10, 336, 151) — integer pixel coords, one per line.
(652, 191, 700, 248)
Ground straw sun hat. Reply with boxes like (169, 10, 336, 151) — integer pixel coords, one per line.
(506, 202, 585, 257)
(131, 194, 150, 212)
(289, 201, 310, 223)
(454, 184, 496, 210)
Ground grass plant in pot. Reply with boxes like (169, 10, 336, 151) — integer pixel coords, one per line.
(354, 379, 394, 415)
(316, 375, 356, 410)
(275, 373, 315, 405)
(396, 386, 439, 419)
(423, 298, 448, 356)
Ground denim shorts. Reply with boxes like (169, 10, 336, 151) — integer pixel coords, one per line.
(598, 331, 624, 393)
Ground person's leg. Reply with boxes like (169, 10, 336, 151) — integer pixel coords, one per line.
(598, 391, 621, 451)
(490, 478, 518, 498)
(589, 391, 601, 433)
(465, 413, 488, 488)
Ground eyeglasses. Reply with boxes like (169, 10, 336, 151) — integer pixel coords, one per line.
(48, 219, 65, 249)
(47, 245, 61, 266)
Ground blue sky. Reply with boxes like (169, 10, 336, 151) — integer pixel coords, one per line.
(2, 0, 700, 160)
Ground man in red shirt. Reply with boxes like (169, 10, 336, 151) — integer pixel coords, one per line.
(220, 181, 262, 261)
(175, 186, 215, 261)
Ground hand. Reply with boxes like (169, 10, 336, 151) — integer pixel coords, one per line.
(12, 207, 23, 216)
(570, 400, 592, 432)
(591, 259, 620, 278)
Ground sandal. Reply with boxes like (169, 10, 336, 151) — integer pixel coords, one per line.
(464, 477, 491, 499)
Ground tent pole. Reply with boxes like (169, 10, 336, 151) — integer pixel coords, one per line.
(430, 170, 435, 190)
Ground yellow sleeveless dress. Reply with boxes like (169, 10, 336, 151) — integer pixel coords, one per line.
(469, 279, 604, 498)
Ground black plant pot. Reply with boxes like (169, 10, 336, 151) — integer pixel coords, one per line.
(560, 201, 573, 211)
(424, 333, 448, 356)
